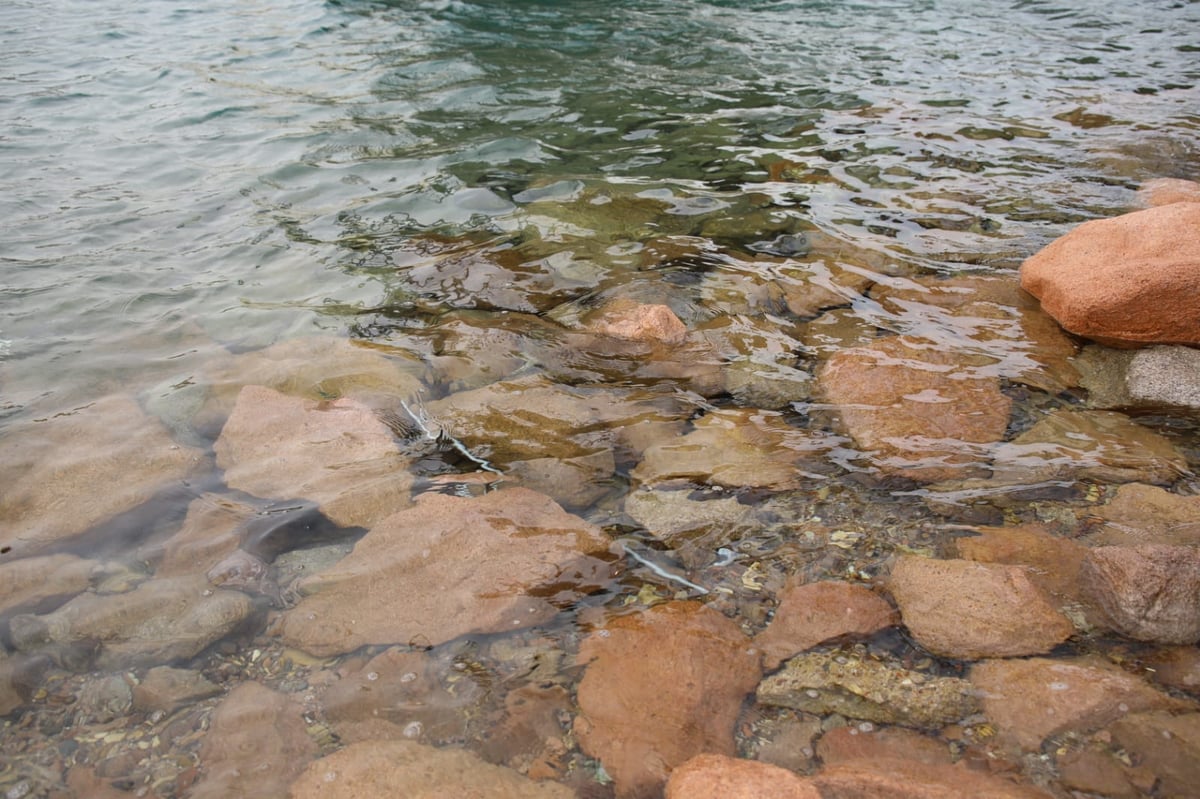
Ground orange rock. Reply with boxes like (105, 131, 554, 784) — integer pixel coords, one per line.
(1019, 203, 1200, 346)
(1107, 710, 1200, 799)
(813, 757, 1052, 799)
(665, 754, 820, 799)
(1137, 177, 1200, 208)
(816, 335, 1012, 482)
(574, 601, 762, 798)
(816, 725, 953, 767)
(970, 656, 1186, 751)
(585, 297, 689, 345)
(888, 556, 1074, 659)
(756, 580, 898, 669)
(952, 523, 1088, 606)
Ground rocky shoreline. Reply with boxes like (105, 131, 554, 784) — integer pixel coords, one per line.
(2, 178, 1200, 798)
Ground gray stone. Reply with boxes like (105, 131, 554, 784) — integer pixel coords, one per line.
(1127, 345, 1200, 409)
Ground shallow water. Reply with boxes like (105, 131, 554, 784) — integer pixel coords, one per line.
(2, 0, 1200, 795)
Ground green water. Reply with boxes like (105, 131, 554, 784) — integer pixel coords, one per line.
(2, 0, 1200, 795)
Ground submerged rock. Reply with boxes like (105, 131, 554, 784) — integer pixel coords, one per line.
(156, 494, 256, 578)
(191, 682, 317, 799)
(755, 580, 898, 670)
(951, 524, 1088, 609)
(888, 556, 1074, 659)
(215, 385, 415, 528)
(583, 297, 689, 345)
(1081, 544, 1200, 644)
(1137, 177, 1200, 208)
(813, 757, 1053, 799)
(0, 394, 206, 559)
(0, 653, 50, 717)
(1019, 202, 1200, 346)
(756, 649, 977, 730)
(990, 409, 1187, 486)
(1077, 344, 1200, 410)
(1107, 710, 1200, 799)
(697, 313, 812, 409)
(274, 489, 611, 657)
(970, 656, 1186, 751)
(130, 666, 221, 714)
(816, 335, 1012, 482)
(9, 575, 253, 670)
(1082, 483, 1200, 547)
(287, 739, 573, 799)
(574, 601, 762, 799)
(631, 408, 842, 491)
(0, 553, 96, 616)
(665, 754, 821, 799)
(624, 487, 759, 549)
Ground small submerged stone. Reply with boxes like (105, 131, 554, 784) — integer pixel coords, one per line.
(0, 554, 97, 616)
(574, 601, 762, 799)
(756, 650, 978, 730)
(665, 754, 821, 799)
(755, 579, 898, 670)
(887, 556, 1074, 660)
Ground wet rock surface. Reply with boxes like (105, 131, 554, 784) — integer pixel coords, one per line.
(573, 600, 762, 798)
(888, 556, 1074, 659)
(1107, 710, 1200, 799)
(190, 681, 317, 799)
(816, 335, 1012, 482)
(624, 486, 759, 549)
(1081, 544, 1200, 644)
(1020, 202, 1200, 346)
(1138, 177, 1200, 207)
(970, 656, 1188, 751)
(665, 754, 821, 799)
(755, 579, 898, 670)
(288, 739, 574, 799)
(1082, 483, 1200, 547)
(9, 575, 255, 670)
(215, 384, 416, 528)
(275, 488, 612, 656)
(0, 553, 96, 616)
(812, 757, 1053, 799)
(0, 394, 206, 559)
(756, 649, 978, 729)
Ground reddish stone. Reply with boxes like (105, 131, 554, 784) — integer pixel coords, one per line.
(756, 580, 898, 669)
(1138, 177, 1200, 208)
(574, 601, 762, 799)
(1084, 483, 1200, 547)
(275, 489, 611, 656)
(1020, 203, 1200, 346)
(816, 725, 952, 767)
(191, 682, 317, 799)
(952, 524, 1087, 606)
(287, 739, 573, 799)
(1082, 544, 1200, 644)
(664, 754, 821, 799)
(970, 656, 1185, 751)
(1107, 710, 1200, 799)
(1145, 646, 1200, 695)
(585, 298, 689, 345)
(817, 335, 1012, 482)
(888, 556, 1073, 660)
(813, 757, 1051, 799)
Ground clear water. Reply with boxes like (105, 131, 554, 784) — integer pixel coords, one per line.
(2, 0, 1200, 794)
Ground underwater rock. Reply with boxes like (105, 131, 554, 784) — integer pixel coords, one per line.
(191, 682, 317, 799)
(194, 335, 426, 437)
(665, 754, 821, 799)
(816, 335, 1012, 482)
(755, 579, 898, 670)
(502, 449, 615, 510)
(274, 489, 611, 657)
(1137, 177, 1200, 208)
(756, 650, 977, 730)
(0, 394, 206, 559)
(75, 673, 133, 725)
(475, 683, 572, 779)
(970, 656, 1187, 752)
(131, 666, 221, 714)
(1144, 646, 1200, 696)
(697, 313, 812, 409)
(1107, 711, 1200, 799)
(156, 494, 256, 578)
(287, 739, 574, 799)
(888, 556, 1073, 659)
(1082, 483, 1200, 547)
(215, 385, 415, 529)
(583, 297, 688, 345)
(1081, 544, 1200, 644)
(1020, 202, 1200, 346)
(1075, 344, 1138, 408)
(813, 757, 1053, 799)
(574, 600, 762, 799)
(624, 486, 759, 549)
(8, 575, 253, 670)
(869, 273, 1081, 394)
(816, 725, 954, 767)
(631, 408, 842, 491)
(0, 553, 96, 617)
(320, 648, 478, 746)
(989, 409, 1187, 487)
(0, 653, 49, 717)
(951, 524, 1088, 610)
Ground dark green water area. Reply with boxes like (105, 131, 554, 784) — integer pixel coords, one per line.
(2, 0, 1200, 796)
